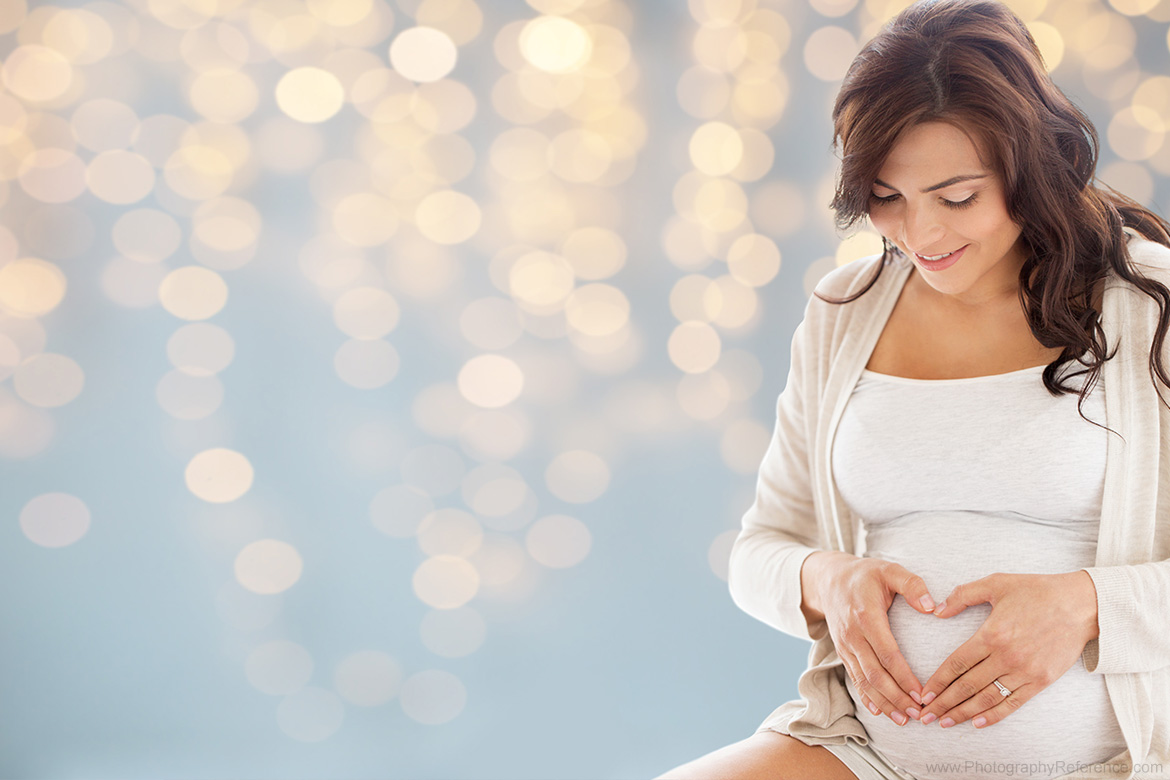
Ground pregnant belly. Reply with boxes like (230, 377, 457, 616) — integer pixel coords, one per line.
(844, 514, 1125, 780)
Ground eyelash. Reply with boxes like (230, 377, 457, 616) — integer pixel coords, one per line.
(869, 193, 980, 210)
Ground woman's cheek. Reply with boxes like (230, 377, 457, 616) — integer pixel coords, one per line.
(868, 211, 898, 245)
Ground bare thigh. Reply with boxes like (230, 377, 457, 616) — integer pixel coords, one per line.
(653, 730, 859, 780)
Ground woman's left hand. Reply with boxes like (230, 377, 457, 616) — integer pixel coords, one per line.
(915, 571, 1099, 728)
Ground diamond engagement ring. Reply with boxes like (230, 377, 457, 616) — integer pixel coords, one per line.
(993, 679, 1012, 697)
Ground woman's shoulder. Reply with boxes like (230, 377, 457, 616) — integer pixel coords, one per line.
(810, 249, 905, 301)
(1126, 231, 1170, 279)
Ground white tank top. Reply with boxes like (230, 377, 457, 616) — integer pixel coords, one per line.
(832, 360, 1125, 780)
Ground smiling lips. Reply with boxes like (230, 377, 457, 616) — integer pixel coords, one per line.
(912, 244, 968, 271)
(916, 248, 960, 261)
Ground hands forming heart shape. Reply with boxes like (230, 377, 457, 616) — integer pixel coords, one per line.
(806, 552, 1100, 729)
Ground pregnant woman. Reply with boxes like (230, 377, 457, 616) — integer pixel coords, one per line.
(657, 1, 1170, 779)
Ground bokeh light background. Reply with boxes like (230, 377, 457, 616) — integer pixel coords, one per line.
(0, 0, 1167, 777)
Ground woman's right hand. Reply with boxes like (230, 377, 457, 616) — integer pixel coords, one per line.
(802, 551, 937, 726)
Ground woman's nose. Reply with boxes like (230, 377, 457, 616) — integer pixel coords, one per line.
(902, 203, 944, 253)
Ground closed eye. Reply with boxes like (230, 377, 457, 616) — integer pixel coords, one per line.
(868, 192, 980, 210)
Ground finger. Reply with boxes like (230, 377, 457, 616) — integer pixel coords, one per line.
(858, 689, 880, 718)
(937, 675, 1029, 729)
(853, 640, 917, 725)
(861, 694, 893, 722)
(855, 597, 926, 706)
(864, 619, 926, 708)
(967, 680, 1030, 729)
(933, 574, 997, 619)
(884, 564, 937, 615)
(839, 649, 877, 711)
(842, 651, 888, 718)
(920, 638, 991, 713)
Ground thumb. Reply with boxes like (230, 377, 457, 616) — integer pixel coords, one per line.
(934, 575, 996, 618)
(884, 564, 936, 615)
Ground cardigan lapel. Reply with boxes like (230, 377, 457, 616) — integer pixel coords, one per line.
(817, 254, 915, 555)
(1094, 234, 1164, 773)
(1098, 240, 1162, 567)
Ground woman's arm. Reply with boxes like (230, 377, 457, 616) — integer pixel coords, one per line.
(727, 314, 827, 641)
(726, 299, 936, 726)
(799, 550, 856, 629)
(1082, 560, 1170, 674)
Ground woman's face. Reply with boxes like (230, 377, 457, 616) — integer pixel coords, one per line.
(866, 120, 1028, 307)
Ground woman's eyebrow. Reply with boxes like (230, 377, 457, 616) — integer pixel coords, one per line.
(872, 174, 990, 193)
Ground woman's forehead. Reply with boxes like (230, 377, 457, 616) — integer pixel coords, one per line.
(877, 121, 995, 180)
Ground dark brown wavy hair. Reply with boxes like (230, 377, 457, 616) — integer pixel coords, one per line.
(822, 0, 1170, 419)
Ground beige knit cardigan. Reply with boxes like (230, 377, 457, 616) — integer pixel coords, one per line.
(729, 233, 1170, 779)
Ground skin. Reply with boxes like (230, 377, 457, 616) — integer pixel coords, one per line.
(826, 120, 1102, 730)
(653, 731, 860, 780)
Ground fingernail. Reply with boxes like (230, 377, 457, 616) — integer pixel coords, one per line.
(919, 595, 935, 611)
(909, 690, 922, 705)
(906, 706, 920, 720)
(922, 692, 936, 705)
(940, 717, 955, 728)
(933, 601, 947, 615)
(973, 716, 987, 728)
(921, 713, 937, 725)
(867, 700, 880, 716)
(892, 711, 908, 726)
